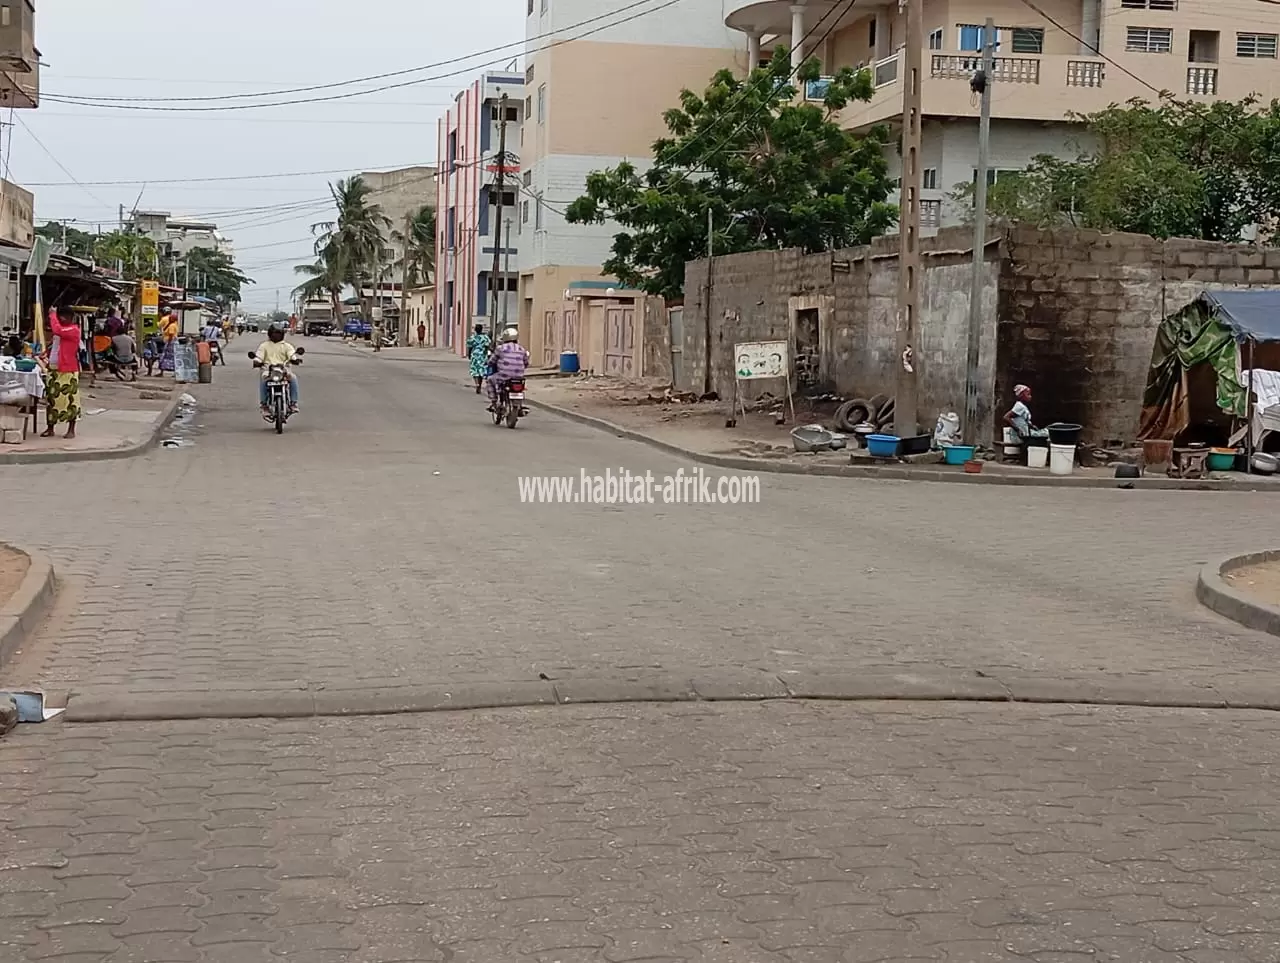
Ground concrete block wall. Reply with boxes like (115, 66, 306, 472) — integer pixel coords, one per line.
(995, 227, 1280, 447)
(683, 227, 1001, 439)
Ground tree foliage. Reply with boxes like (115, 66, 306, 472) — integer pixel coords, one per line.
(185, 246, 251, 306)
(93, 231, 158, 281)
(391, 204, 436, 290)
(565, 51, 898, 299)
(950, 96, 1280, 241)
(35, 221, 95, 258)
(296, 177, 391, 326)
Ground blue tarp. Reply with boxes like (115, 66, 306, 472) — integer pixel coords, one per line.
(1203, 289, 1280, 343)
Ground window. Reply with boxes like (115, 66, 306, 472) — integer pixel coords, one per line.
(1237, 32, 1278, 58)
(535, 194, 544, 229)
(540, 0, 547, 12)
(537, 83, 546, 124)
(492, 104, 518, 122)
(1121, 0, 1176, 9)
(922, 168, 938, 190)
(1011, 27, 1044, 53)
(921, 200, 941, 228)
(868, 19, 876, 48)
(525, 64, 534, 83)
(522, 200, 530, 224)
(522, 170, 532, 186)
(527, 0, 533, 14)
(1126, 26, 1173, 53)
(958, 24, 995, 52)
(525, 95, 532, 118)
(489, 189, 515, 208)
(973, 168, 1021, 186)
(928, 28, 943, 50)
(488, 275, 518, 292)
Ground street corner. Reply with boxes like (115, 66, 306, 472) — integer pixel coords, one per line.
(0, 540, 55, 678)
(1198, 549, 1280, 637)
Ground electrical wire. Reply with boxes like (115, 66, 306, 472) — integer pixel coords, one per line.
(41, 0, 686, 112)
(11, 114, 111, 208)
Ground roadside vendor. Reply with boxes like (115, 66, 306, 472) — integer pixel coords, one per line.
(1004, 384, 1048, 441)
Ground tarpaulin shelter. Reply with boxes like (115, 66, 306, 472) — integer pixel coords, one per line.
(1138, 290, 1280, 448)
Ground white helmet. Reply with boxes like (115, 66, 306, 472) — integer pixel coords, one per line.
(500, 327, 519, 343)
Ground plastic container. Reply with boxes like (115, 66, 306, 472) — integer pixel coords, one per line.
(559, 351, 580, 374)
(197, 361, 213, 384)
(900, 433, 932, 456)
(1002, 427, 1021, 456)
(195, 341, 212, 365)
(1049, 443, 1076, 475)
(866, 434, 901, 458)
(963, 459, 983, 474)
(943, 445, 976, 466)
(1047, 422, 1082, 446)
(1027, 444, 1049, 469)
(1207, 447, 1238, 472)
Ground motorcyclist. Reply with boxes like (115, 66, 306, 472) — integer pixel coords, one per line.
(485, 326, 529, 411)
(250, 322, 300, 415)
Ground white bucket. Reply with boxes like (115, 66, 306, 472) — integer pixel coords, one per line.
(1002, 427, 1020, 456)
(1049, 443, 1075, 476)
(1027, 444, 1049, 469)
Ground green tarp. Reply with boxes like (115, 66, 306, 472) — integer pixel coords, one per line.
(1138, 302, 1244, 441)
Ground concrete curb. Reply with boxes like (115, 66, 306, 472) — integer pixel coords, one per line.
(524, 398, 1266, 491)
(0, 393, 184, 465)
(1196, 550, 1280, 636)
(59, 667, 1280, 723)
(0, 544, 55, 670)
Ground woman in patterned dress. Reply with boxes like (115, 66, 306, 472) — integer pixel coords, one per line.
(43, 307, 82, 439)
(465, 323, 492, 394)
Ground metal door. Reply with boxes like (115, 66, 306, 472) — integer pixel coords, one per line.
(605, 307, 635, 376)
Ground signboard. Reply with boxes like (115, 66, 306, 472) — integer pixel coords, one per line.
(735, 340, 788, 381)
(173, 342, 198, 383)
(24, 235, 50, 276)
(139, 280, 160, 317)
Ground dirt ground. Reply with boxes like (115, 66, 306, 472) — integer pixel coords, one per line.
(1222, 561, 1280, 607)
(0, 544, 30, 610)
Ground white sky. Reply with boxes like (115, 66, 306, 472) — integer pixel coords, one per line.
(16, 0, 525, 310)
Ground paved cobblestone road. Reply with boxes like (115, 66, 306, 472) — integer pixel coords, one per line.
(1, 339, 1279, 698)
(4, 701, 1280, 962)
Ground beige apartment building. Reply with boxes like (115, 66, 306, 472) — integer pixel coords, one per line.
(518, 0, 743, 369)
(726, 0, 1280, 230)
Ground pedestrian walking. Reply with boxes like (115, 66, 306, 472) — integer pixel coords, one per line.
(417, 321, 427, 348)
(43, 307, 81, 439)
(466, 323, 491, 394)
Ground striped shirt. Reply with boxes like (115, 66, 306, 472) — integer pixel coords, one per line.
(494, 342, 529, 380)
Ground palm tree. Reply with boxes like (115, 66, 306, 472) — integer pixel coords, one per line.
(310, 177, 391, 344)
(292, 241, 346, 326)
(391, 204, 436, 290)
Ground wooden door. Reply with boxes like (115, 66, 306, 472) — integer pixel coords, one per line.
(542, 310, 557, 367)
(605, 307, 636, 376)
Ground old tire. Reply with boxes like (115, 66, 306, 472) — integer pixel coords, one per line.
(835, 398, 872, 432)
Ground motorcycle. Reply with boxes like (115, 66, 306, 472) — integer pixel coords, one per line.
(94, 349, 138, 382)
(249, 347, 304, 434)
(491, 377, 528, 429)
(207, 338, 225, 366)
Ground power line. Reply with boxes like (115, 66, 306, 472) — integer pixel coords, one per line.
(40, 0, 686, 113)
(11, 114, 110, 207)
(22, 162, 434, 188)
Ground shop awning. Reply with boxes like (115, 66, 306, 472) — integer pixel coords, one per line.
(1203, 290, 1280, 343)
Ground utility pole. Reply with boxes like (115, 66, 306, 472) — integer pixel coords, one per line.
(703, 206, 714, 396)
(501, 217, 513, 330)
(963, 17, 996, 446)
(398, 211, 412, 346)
(893, 0, 923, 438)
(488, 93, 510, 336)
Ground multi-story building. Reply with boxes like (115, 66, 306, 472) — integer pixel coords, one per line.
(127, 211, 230, 258)
(360, 165, 436, 343)
(725, 0, 1280, 230)
(519, 0, 743, 364)
(435, 71, 524, 351)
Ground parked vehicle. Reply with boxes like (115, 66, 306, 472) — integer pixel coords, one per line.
(343, 319, 372, 338)
(304, 320, 334, 337)
(491, 377, 528, 429)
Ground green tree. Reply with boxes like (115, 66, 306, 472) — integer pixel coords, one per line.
(307, 176, 391, 345)
(93, 231, 158, 281)
(950, 95, 1280, 241)
(564, 51, 897, 300)
(184, 246, 251, 307)
(390, 204, 436, 290)
(268, 310, 291, 324)
(35, 221, 95, 258)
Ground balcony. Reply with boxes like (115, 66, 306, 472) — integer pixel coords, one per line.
(1066, 60, 1105, 88)
(931, 55, 1040, 85)
(0, 1, 35, 74)
(872, 54, 898, 88)
(0, 53, 36, 108)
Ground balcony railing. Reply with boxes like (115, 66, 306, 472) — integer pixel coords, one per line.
(1066, 60, 1105, 88)
(931, 55, 1040, 84)
(1187, 66, 1218, 95)
(873, 54, 899, 88)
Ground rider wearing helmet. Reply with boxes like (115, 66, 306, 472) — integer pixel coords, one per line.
(485, 326, 529, 410)
(251, 322, 300, 414)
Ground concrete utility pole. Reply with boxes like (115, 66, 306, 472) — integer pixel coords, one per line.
(962, 17, 996, 446)
(501, 217, 513, 330)
(703, 206, 714, 396)
(488, 93, 510, 336)
(399, 211, 412, 347)
(894, 0, 923, 438)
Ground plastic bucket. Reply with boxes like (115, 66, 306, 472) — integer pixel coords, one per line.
(1027, 444, 1049, 469)
(1002, 427, 1020, 455)
(559, 351, 580, 374)
(1049, 443, 1075, 476)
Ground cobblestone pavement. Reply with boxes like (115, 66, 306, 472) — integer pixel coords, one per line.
(3, 701, 1280, 962)
(1, 338, 1279, 699)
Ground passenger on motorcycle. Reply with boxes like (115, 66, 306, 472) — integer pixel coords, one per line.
(251, 322, 300, 414)
(485, 326, 529, 410)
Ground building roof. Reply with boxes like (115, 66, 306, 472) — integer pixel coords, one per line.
(1203, 290, 1280, 343)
